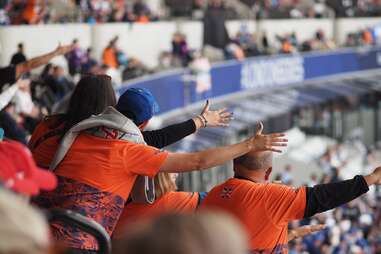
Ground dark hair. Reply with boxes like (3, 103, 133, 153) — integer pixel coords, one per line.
(234, 151, 272, 171)
(40, 63, 53, 79)
(63, 75, 116, 133)
(118, 110, 141, 126)
(18, 43, 23, 49)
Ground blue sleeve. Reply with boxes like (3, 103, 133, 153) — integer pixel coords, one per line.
(197, 192, 208, 207)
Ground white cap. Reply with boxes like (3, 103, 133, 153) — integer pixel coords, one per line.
(0, 189, 50, 254)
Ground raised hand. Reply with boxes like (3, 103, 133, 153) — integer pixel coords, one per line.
(251, 122, 288, 153)
(365, 166, 381, 186)
(200, 100, 233, 128)
(288, 224, 326, 241)
(375, 167, 381, 185)
(54, 43, 75, 56)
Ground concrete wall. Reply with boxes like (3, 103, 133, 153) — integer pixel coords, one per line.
(0, 24, 91, 68)
(0, 17, 379, 67)
(226, 20, 257, 38)
(174, 21, 203, 52)
(335, 18, 381, 45)
(91, 22, 177, 68)
(258, 19, 334, 48)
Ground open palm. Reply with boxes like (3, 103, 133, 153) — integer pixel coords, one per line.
(200, 100, 233, 128)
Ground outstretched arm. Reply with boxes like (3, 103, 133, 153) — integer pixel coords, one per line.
(143, 119, 196, 148)
(304, 167, 381, 218)
(288, 224, 326, 241)
(143, 100, 233, 148)
(15, 44, 74, 79)
(159, 122, 287, 173)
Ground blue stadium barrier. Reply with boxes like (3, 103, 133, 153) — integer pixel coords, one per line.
(117, 47, 381, 114)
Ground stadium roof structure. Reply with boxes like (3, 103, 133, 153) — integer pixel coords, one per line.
(165, 72, 381, 154)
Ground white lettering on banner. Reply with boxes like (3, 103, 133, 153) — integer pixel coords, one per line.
(240, 56, 305, 90)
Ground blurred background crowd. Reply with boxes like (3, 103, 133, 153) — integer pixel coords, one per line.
(0, 0, 381, 26)
(282, 141, 381, 253)
(0, 1, 381, 254)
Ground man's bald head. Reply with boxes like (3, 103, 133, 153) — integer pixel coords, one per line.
(234, 151, 273, 171)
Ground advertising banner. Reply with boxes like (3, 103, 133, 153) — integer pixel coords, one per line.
(118, 47, 381, 114)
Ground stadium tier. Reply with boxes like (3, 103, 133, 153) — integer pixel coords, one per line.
(1, 3, 381, 254)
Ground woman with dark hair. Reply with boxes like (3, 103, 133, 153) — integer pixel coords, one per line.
(61, 75, 116, 133)
(29, 75, 116, 168)
(30, 76, 287, 254)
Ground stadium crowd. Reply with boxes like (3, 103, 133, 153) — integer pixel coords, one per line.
(0, 0, 158, 25)
(0, 0, 380, 25)
(277, 141, 381, 254)
(0, 42, 381, 253)
(0, 0, 380, 92)
(1, 3, 381, 253)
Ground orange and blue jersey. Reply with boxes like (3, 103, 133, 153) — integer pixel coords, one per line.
(34, 130, 168, 250)
(200, 178, 306, 254)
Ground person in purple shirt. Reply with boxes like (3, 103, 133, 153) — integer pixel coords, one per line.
(65, 39, 85, 76)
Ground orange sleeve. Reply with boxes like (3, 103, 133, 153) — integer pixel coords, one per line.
(102, 50, 107, 65)
(264, 184, 306, 226)
(121, 143, 168, 178)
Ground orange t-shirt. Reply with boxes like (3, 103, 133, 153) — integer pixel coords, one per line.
(54, 134, 168, 199)
(363, 31, 373, 45)
(200, 178, 306, 253)
(282, 41, 292, 54)
(102, 47, 118, 69)
(23, 0, 38, 24)
(113, 191, 199, 238)
(34, 132, 168, 250)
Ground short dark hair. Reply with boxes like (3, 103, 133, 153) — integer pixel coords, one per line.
(18, 43, 23, 49)
(234, 151, 272, 171)
(118, 110, 142, 126)
(63, 75, 116, 133)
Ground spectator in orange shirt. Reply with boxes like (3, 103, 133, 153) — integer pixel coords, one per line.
(201, 141, 381, 253)
(280, 38, 293, 54)
(113, 170, 325, 240)
(22, 0, 46, 24)
(136, 15, 149, 23)
(32, 75, 287, 253)
(362, 29, 374, 45)
(29, 87, 232, 170)
(102, 37, 119, 69)
(113, 172, 203, 238)
(29, 75, 117, 169)
(114, 210, 324, 254)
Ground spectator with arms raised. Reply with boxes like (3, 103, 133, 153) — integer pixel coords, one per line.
(0, 43, 74, 90)
(201, 143, 381, 253)
(33, 76, 287, 253)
